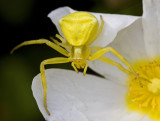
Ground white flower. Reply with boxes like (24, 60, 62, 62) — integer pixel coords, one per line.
(32, 0, 160, 121)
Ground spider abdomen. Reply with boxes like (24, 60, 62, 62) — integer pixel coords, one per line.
(59, 12, 99, 46)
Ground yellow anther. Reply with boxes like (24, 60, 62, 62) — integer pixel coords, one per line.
(126, 59, 160, 120)
(148, 78, 160, 93)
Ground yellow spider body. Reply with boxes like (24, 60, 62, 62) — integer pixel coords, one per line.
(59, 12, 99, 46)
(11, 12, 141, 116)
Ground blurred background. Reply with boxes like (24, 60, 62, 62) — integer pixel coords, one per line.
(0, 0, 142, 121)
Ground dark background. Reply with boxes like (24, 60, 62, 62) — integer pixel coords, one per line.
(0, 0, 142, 121)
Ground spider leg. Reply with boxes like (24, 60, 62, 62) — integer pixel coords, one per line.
(83, 63, 88, 75)
(55, 34, 67, 44)
(71, 62, 78, 73)
(98, 56, 148, 85)
(89, 55, 132, 76)
(88, 47, 140, 77)
(10, 39, 69, 57)
(40, 57, 71, 115)
(50, 37, 71, 50)
(89, 47, 134, 71)
(88, 47, 150, 86)
(89, 15, 104, 44)
(94, 15, 104, 40)
(104, 56, 151, 85)
(100, 56, 132, 75)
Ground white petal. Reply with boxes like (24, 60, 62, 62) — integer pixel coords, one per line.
(48, 6, 140, 47)
(142, 0, 160, 57)
(109, 18, 148, 62)
(89, 18, 148, 85)
(91, 13, 141, 47)
(32, 69, 149, 121)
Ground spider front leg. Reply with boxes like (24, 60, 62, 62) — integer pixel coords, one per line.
(89, 15, 104, 45)
(11, 39, 69, 57)
(88, 47, 137, 77)
(40, 57, 71, 115)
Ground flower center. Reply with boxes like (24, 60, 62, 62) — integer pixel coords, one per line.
(148, 78, 160, 93)
(126, 60, 160, 120)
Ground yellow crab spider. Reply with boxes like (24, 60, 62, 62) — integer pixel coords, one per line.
(11, 12, 140, 115)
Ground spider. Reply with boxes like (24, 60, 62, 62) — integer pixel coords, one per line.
(11, 11, 140, 115)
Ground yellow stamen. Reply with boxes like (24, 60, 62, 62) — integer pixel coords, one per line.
(148, 78, 160, 93)
(126, 59, 160, 121)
